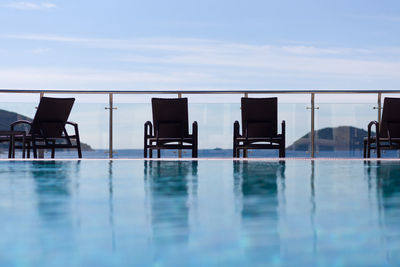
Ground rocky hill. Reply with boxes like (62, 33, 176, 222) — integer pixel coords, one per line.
(287, 126, 371, 151)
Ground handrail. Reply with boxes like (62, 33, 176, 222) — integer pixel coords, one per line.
(1, 88, 400, 94)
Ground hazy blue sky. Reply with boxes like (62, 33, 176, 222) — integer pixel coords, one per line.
(1, 0, 400, 90)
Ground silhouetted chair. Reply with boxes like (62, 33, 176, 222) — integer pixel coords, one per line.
(10, 97, 82, 158)
(144, 98, 198, 158)
(233, 97, 285, 158)
(364, 97, 400, 158)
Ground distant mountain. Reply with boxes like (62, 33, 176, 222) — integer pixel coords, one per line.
(0, 109, 93, 151)
(287, 126, 371, 151)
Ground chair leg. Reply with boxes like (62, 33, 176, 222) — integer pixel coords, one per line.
(279, 146, 285, 158)
(192, 146, 198, 158)
(363, 140, 367, 158)
(157, 149, 161, 158)
(149, 149, 153, 158)
(51, 148, 55, 159)
(32, 142, 38, 159)
(144, 137, 148, 158)
(11, 136, 15, 158)
(77, 144, 82, 159)
(244, 149, 248, 158)
(377, 143, 381, 158)
(27, 143, 30, 159)
(8, 138, 12, 159)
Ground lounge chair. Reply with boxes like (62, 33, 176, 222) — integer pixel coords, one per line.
(10, 97, 82, 158)
(144, 98, 198, 158)
(233, 97, 285, 158)
(364, 97, 400, 158)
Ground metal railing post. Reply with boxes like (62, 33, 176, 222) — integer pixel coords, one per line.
(243, 93, 248, 157)
(105, 93, 116, 159)
(38, 92, 45, 158)
(307, 93, 319, 158)
(311, 93, 315, 158)
(378, 93, 382, 124)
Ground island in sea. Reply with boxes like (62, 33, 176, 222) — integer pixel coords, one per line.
(287, 126, 371, 152)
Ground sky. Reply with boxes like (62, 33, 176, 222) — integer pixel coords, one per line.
(0, 0, 400, 90)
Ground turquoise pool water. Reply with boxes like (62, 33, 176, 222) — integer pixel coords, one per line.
(1, 160, 400, 266)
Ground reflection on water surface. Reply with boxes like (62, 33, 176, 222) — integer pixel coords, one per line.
(0, 160, 400, 265)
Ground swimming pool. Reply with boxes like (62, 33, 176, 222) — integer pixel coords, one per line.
(1, 159, 399, 266)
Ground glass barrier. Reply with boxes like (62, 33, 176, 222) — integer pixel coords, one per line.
(0, 90, 395, 159)
(113, 94, 311, 158)
(0, 93, 109, 158)
(314, 94, 378, 158)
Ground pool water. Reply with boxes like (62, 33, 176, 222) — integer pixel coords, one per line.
(1, 160, 400, 266)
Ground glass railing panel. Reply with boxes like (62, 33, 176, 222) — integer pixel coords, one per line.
(0, 93, 41, 158)
(44, 93, 109, 158)
(112, 93, 311, 158)
(1, 90, 395, 159)
(244, 94, 311, 158)
(113, 94, 182, 158)
(314, 94, 377, 158)
(0, 93, 109, 158)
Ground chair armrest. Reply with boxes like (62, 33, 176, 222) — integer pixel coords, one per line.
(281, 120, 286, 136)
(368, 120, 379, 141)
(10, 120, 32, 131)
(66, 121, 78, 127)
(368, 121, 379, 135)
(192, 121, 198, 137)
(144, 121, 153, 137)
(234, 121, 240, 138)
(65, 121, 80, 136)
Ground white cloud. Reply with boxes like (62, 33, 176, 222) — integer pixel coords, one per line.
(0, 68, 214, 89)
(2, 34, 400, 89)
(3, 2, 56, 10)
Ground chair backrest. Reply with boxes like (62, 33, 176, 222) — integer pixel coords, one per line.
(31, 97, 75, 138)
(241, 97, 278, 138)
(380, 97, 400, 138)
(152, 98, 189, 138)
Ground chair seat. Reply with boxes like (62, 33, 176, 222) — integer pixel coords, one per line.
(236, 136, 283, 143)
(364, 137, 400, 148)
(147, 137, 194, 143)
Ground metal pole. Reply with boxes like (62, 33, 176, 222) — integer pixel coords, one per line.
(311, 93, 315, 158)
(38, 92, 45, 158)
(178, 93, 182, 158)
(106, 93, 114, 159)
(378, 93, 382, 124)
(243, 93, 248, 157)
